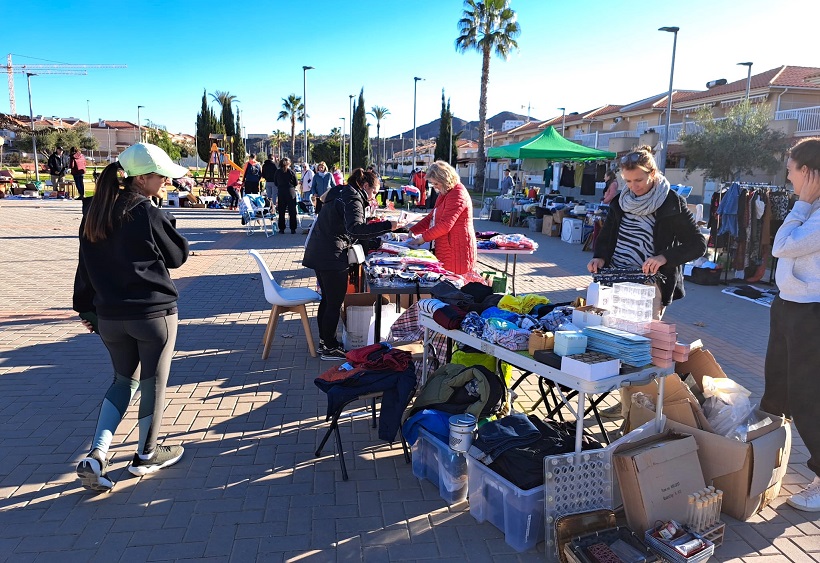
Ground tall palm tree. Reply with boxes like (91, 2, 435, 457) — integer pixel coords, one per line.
(367, 106, 390, 174)
(455, 0, 520, 195)
(209, 90, 239, 137)
(267, 130, 287, 160)
(278, 94, 304, 158)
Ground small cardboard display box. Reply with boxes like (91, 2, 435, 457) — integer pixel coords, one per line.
(613, 430, 706, 534)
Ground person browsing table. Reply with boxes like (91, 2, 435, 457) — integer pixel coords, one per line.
(408, 160, 477, 275)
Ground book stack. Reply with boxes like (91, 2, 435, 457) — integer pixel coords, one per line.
(582, 325, 652, 367)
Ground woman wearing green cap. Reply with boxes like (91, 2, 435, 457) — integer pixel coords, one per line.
(73, 143, 189, 493)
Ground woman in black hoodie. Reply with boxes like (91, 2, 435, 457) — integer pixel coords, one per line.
(303, 168, 402, 359)
(273, 157, 299, 233)
(73, 143, 189, 493)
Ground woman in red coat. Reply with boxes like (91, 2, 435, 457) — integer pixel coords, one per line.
(408, 160, 477, 275)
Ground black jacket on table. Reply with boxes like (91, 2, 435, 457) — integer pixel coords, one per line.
(302, 184, 392, 271)
(593, 190, 706, 305)
(73, 194, 189, 319)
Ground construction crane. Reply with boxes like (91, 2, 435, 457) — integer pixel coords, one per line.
(3, 55, 126, 182)
(4, 54, 126, 115)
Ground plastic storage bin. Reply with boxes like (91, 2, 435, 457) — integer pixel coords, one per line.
(412, 428, 468, 504)
(467, 456, 545, 552)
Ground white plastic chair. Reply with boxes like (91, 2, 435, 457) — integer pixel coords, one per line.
(248, 249, 321, 359)
(240, 195, 275, 237)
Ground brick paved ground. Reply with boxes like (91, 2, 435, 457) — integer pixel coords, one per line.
(0, 199, 817, 562)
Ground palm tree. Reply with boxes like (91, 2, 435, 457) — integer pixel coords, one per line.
(209, 90, 239, 137)
(278, 94, 304, 158)
(268, 130, 288, 160)
(455, 0, 520, 195)
(367, 106, 390, 175)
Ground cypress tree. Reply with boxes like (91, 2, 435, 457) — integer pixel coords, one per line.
(351, 89, 371, 169)
(434, 89, 451, 163)
(196, 90, 212, 162)
(233, 113, 245, 165)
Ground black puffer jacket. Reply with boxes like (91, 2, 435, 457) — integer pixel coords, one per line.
(594, 190, 706, 305)
(303, 184, 392, 271)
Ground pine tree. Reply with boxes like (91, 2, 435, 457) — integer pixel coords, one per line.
(351, 89, 371, 169)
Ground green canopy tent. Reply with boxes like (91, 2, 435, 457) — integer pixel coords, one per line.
(487, 126, 616, 161)
(486, 126, 616, 199)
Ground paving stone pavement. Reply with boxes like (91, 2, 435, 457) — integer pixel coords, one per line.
(0, 199, 818, 563)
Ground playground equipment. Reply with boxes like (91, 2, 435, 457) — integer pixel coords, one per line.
(204, 134, 242, 183)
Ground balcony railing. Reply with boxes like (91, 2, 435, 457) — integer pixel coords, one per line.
(775, 105, 820, 133)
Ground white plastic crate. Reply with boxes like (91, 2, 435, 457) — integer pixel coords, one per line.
(466, 456, 544, 552)
(411, 428, 468, 504)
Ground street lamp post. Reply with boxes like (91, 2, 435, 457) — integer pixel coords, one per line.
(558, 107, 566, 136)
(339, 117, 345, 172)
(737, 62, 753, 101)
(302, 65, 313, 165)
(137, 105, 144, 143)
(658, 26, 679, 175)
(86, 99, 93, 167)
(413, 76, 424, 173)
(348, 94, 354, 175)
(25, 73, 41, 182)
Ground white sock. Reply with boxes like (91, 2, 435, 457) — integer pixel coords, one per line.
(138, 451, 155, 461)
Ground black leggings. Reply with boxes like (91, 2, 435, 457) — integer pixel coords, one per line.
(314, 269, 349, 349)
(93, 313, 178, 456)
(227, 186, 241, 208)
(762, 297, 820, 477)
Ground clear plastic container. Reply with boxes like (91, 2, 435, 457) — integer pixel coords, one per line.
(412, 428, 468, 504)
(467, 456, 545, 552)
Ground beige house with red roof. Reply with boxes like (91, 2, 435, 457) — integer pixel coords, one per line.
(88, 120, 140, 162)
(487, 65, 820, 203)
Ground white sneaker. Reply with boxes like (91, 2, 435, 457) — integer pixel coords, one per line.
(787, 476, 820, 512)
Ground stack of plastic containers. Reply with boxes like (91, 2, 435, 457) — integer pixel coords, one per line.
(606, 282, 655, 334)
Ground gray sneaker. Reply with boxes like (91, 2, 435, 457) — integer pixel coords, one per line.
(598, 404, 624, 419)
(77, 448, 115, 493)
(128, 445, 184, 476)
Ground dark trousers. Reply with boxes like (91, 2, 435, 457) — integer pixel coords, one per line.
(277, 195, 297, 233)
(244, 181, 260, 195)
(762, 297, 820, 477)
(73, 172, 85, 198)
(227, 186, 241, 208)
(314, 268, 349, 349)
(315, 199, 323, 214)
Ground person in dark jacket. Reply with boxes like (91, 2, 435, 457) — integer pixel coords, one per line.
(588, 145, 706, 420)
(303, 167, 404, 359)
(73, 142, 190, 493)
(273, 157, 299, 233)
(261, 153, 278, 201)
(48, 146, 66, 191)
(588, 145, 706, 315)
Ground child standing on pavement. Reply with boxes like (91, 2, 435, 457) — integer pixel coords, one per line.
(73, 143, 189, 493)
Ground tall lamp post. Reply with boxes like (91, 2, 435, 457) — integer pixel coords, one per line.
(137, 105, 144, 143)
(24, 73, 41, 182)
(348, 94, 354, 175)
(302, 65, 313, 164)
(558, 107, 566, 136)
(658, 26, 679, 174)
(339, 117, 345, 173)
(737, 62, 753, 101)
(412, 76, 424, 173)
(86, 99, 93, 166)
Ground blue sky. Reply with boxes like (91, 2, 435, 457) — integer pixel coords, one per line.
(4, 0, 818, 139)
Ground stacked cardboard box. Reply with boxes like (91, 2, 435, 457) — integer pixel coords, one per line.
(647, 320, 690, 368)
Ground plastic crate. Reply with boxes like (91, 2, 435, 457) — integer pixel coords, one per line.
(411, 428, 468, 504)
(466, 456, 545, 552)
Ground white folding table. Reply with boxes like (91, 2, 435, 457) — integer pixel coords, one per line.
(476, 247, 534, 295)
(418, 313, 671, 453)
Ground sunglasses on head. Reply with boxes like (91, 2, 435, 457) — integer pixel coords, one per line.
(620, 152, 643, 166)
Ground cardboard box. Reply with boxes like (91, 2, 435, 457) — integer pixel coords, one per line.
(649, 321, 676, 334)
(648, 330, 676, 344)
(542, 214, 562, 237)
(666, 410, 791, 521)
(560, 352, 620, 381)
(624, 374, 713, 433)
(571, 306, 608, 329)
(586, 283, 613, 310)
(651, 338, 676, 351)
(341, 293, 391, 350)
(675, 347, 727, 386)
(528, 330, 554, 355)
(614, 431, 706, 534)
